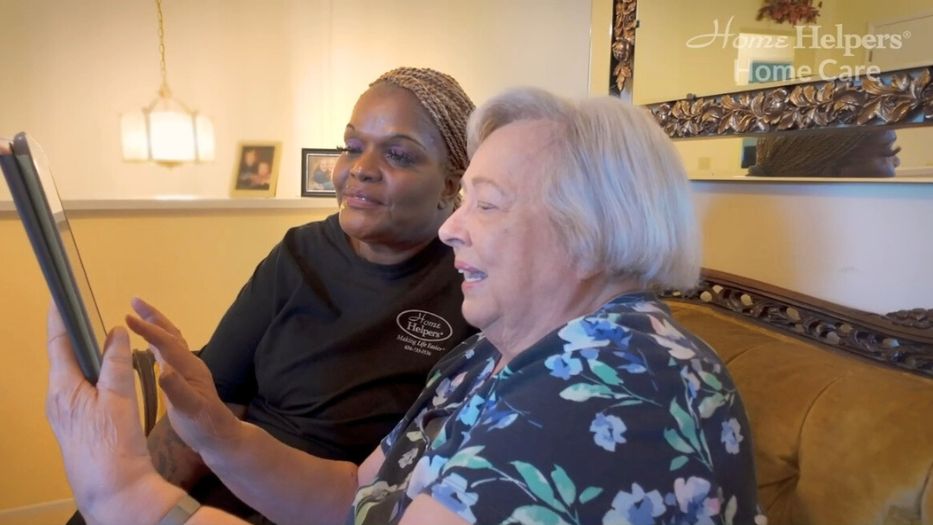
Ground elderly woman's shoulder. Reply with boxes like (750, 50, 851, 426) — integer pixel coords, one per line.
(556, 294, 725, 369)
(539, 293, 742, 408)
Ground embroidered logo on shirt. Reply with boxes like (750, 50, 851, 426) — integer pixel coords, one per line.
(396, 310, 454, 356)
(397, 310, 453, 342)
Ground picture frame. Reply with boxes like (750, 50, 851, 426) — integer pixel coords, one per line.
(231, 142, 281, 197)
(301, 148, 340, 197)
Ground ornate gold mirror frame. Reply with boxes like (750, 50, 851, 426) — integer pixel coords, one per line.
(610, 0, 933, 375)
(610, 0, 933, 138)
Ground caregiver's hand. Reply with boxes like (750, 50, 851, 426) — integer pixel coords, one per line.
(126, 298, 242, 455)
(46, 305, 180, 525)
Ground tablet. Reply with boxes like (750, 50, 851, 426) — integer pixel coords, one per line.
(1, 133, 104, 383)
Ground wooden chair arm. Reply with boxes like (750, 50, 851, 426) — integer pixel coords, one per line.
(131, 348, 158, 435)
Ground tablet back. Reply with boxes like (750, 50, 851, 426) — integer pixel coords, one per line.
(1, 133, 104, 382)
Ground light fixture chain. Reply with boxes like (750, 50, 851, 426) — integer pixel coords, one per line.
(155, 0, 170, 97)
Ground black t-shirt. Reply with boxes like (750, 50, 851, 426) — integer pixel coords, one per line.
(199, 214, 475, 464)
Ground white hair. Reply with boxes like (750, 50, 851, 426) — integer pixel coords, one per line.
(467, 88, 700, 290)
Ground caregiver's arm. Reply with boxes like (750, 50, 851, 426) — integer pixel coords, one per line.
(195, 419, 360, 525)
(145, 402, 246, 490)
(127, 298, 369, 525)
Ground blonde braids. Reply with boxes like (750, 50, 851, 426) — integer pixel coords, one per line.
(371, 67, 475, 177)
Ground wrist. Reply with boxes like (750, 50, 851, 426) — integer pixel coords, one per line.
(196, 418, 249, 471)
(155, 493, 201, 525)
(88, 470, 187, 525)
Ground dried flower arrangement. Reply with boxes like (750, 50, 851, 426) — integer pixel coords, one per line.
(757, 0, 822, 25)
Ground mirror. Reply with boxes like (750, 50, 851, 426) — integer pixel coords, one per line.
(631, 0, 932, 106)
(610, 0, 933, 181)
(674, 125, 933, 180)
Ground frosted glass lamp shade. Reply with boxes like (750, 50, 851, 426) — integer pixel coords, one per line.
(120, 95, 214, 165)
(120, 112, 149, 161)
(149, 109, 196, 162)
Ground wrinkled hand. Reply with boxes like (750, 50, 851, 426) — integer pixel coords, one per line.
(46, 305, 160, 523)
(126, 298, 242, 454)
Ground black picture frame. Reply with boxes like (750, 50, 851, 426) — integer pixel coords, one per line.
(300, 148, 340, 197)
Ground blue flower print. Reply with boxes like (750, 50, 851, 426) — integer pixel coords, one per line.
(545, 352, 583, 380)
(613, 349, 648, 374)
(558, 320, 611, 353)
(679, 366, 701, 401)
(478, 396, 519, 431)
(458, 394, 485, 426)
(603, 483, 666, 525)
(721, 418, 744, 455)
(406, 454, 447, 500)
(590, 412, 627, 452)
(648, 315, 696, 360)
(431, 474, 478, 522)
(582, 318, 632, 348)
(672, 477, 721, 525)
(431, 376, 454, 407)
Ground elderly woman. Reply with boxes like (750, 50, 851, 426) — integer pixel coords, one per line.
(47, 88, 763, 524)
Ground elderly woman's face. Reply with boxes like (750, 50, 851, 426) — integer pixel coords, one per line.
(439, 120, 574, 336)
(334, 84, 455, 251)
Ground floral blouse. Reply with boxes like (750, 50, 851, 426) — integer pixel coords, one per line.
(350, 293, 765, 525)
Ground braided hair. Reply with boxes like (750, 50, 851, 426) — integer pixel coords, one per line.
(749, 129, 897, 178)
(371, 68, 475, 179)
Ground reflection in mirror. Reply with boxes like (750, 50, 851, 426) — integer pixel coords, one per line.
(674, 126, 933, 180)
(633, 0, 933, 105)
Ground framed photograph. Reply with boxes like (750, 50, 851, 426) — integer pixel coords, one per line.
(301, 148, 340, 197)
(231, 142, 281, 197)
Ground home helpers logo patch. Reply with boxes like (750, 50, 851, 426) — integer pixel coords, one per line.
(396, 309, 453, 356)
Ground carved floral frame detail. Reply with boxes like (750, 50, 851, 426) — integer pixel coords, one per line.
(610, 0, 933, 138)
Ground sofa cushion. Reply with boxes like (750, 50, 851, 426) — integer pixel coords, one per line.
(668, 301, 933, 525)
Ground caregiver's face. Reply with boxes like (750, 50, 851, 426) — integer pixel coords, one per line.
(438, 120, 574, 339)
(333, 84, 454, 253)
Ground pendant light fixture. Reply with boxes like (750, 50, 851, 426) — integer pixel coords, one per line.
(121, 0, 214, 166)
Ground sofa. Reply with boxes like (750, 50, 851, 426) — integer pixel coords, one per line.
(666, 271, 933, 525)
(134, 270, 932, 525)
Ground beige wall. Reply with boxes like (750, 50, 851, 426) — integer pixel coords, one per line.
(693, 182, 933, 313)
(0, 0, 593, 516)
(0, 220, 72, 513)
(0, 0, 593, 202)
(0, 206, 333, 517)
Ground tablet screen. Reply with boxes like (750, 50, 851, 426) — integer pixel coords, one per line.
(1, 133, 105, 382)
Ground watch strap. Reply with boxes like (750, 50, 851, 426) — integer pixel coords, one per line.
(157, 493, 201, 525)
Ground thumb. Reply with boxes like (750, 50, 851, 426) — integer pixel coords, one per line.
(95, 327, 136, 397)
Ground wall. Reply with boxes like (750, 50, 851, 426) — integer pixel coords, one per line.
(0, 0, 593, 201)
(0, 0, 293, 201)
(0, 205, 333, 521)
(0, 1, 593, 518)
(693, 182, 933, 313)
